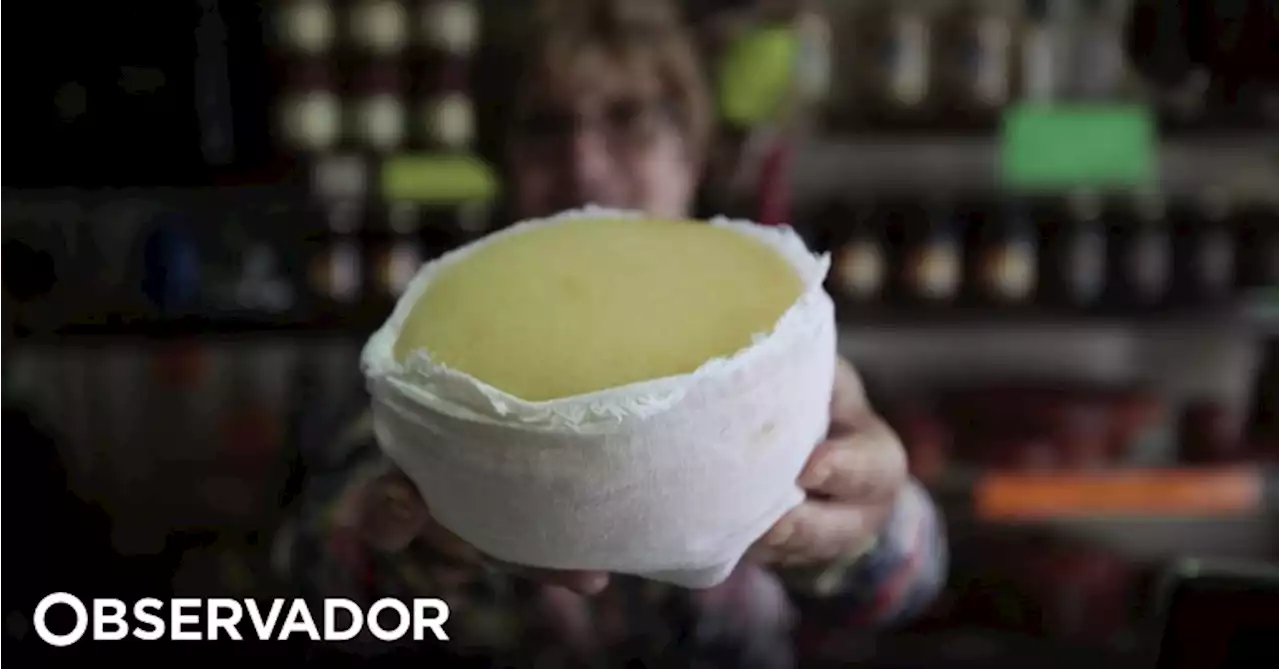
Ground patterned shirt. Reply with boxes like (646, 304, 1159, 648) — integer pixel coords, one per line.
(273, 402, 946, 668)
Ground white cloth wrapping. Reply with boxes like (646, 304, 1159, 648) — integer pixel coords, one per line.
(361, 207, 836, 588)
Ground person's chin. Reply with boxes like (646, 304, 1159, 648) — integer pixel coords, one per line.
(558, 196, 632, 213)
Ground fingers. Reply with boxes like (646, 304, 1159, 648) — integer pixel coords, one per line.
(829, 357, 868, 432)
(536, 585, 599, 653)
(799, 415, 907, 502)
(361, 469, 611, 595)
(419, 514, 490, 564)
(522, 568, 611, 596)
(748, 499, 892, 566)
(360, 470, 430, 552)
(747, 359, 907, 566)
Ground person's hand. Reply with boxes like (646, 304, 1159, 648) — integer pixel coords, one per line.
(358, 467, 612, 596)
(747, 356, 907, 566)
(358, 356, 904, 590)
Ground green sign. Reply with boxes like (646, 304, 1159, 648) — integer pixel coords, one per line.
(381, 154, 498, 204)
(999, 104, 1157, 190)
(718, 26, 797, 127)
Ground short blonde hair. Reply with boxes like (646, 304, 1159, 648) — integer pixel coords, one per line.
(472, 0, 712, 164)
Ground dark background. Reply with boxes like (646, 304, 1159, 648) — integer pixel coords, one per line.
(3, 0, 1277, 667)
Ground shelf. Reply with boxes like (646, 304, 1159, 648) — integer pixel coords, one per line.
(10, 308, 395, 342)
(1, 184, 306, 216)
(790, 136, 1278, 201)
(831, 291, 1277, 335)
(13, 289, 1274, 342)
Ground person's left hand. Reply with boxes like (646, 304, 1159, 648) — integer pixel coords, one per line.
(747, 356, 908, 566)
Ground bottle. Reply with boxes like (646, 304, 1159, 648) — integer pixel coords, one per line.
(944, 0, 1014, 123)
(377, 234, 424, 299)
(1111, 192, 1171, 308)
(832, 204, 888, 304)
(791, 1, 835, 114)
(1071, 0, 1129, 101)
(141, 215, 202, 316)
(276, 0, 336, 56)
(278, 69, 341, 153)
(1047, 192, 1107, 306)
(420, 91, 475, 151)
(309, 234, 363, 304)
(353, 69, 407, 153)
(310, 154, 370, 205)
(902, 203, 963, 303)
(386, 200, 422, 235)
(1020, 0, 1063, 103)
(323, 200, 363, 235)
(420, 0, 481, 56)
(232, 242, 296, 314)
(417, 0, 476, 151)
(833, 0, 873, 128)
(350, 0, 409, 56)
(878, 0, 933, 120)
(976, 202, 1038, 305)
(1123, 0, 1197, 96)
(1171, 191, 1236, 306)
(1233, 201, 1279, 290)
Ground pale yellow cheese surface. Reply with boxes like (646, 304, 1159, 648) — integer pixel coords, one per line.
(394, 218, 804, 401)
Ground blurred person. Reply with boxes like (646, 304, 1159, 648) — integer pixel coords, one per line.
(1, 399, 231, 663)
(278, 1, 945, 666)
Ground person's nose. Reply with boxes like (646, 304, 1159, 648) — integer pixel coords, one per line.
(565, 129, 614, 203)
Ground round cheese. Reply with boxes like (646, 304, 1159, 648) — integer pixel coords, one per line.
(362, 208, 835, 589)
(394, 216, 804, 401)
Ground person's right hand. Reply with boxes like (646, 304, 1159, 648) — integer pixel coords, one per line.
(358, 468, 612, 596)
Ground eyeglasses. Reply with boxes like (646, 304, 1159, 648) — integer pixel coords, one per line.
(510, 98, 679, 158)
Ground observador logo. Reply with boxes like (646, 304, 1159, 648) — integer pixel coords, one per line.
(32, 593, 451, 646)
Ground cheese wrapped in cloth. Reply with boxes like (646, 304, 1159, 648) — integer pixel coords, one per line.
(362, 208, 836, 588)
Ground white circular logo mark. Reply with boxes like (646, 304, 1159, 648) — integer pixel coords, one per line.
(367, 599, 410, 641)
(34, 593, 88, 647)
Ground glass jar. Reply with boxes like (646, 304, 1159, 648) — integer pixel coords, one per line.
(279, 71, 341, 152)
(902, 204, 962, 303)
(421, 0, 480, 55)
(350, 0, 409, 55)
(353, 70, 407, 152)
(277, 0, 335, 55)
(833, 207, 888, 303)
(1052, 192, 1108, 306)
(977, 203, 1038, 304)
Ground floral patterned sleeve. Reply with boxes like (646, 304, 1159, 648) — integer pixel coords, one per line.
(271, 406, 541, 661)
(272, 398, 945, 667)
(780, 480, 948, 631)
(268, 403, 753, 666)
